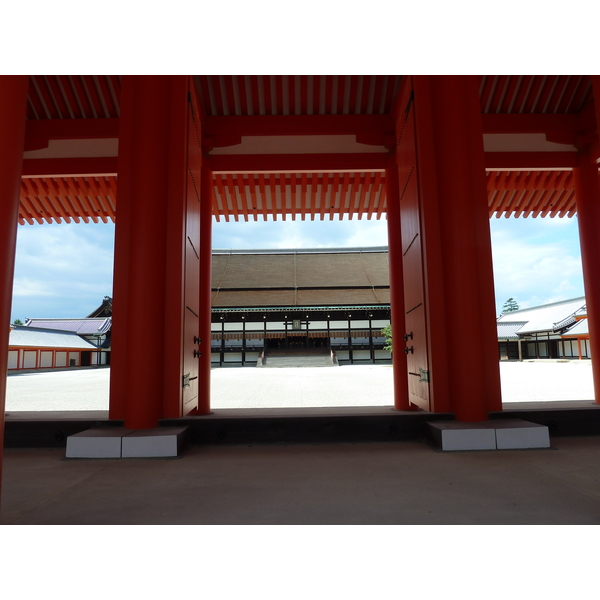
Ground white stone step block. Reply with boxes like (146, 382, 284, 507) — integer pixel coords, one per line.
(66, 428, 134, 458)
(427, 421, 497, 451)
(494, 419, 550, 449)
(427, 419, 551, 451)
(121, 427, 189, 458)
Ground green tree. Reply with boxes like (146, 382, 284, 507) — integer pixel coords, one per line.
(502, 298, 519, 313)
(12, 318, 23, 326)
(381, 324, 393, 352)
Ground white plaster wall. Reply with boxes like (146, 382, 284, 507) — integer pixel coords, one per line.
(55, 352, 67, 367)
(350, 320, 370, 329)
(371, 319, 390, 328)
(23, 351, 37, 368)
(40, 351, 53, 368)
(8, 350, 18, 370)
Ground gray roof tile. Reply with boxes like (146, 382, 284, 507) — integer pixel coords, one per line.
(24, 318, 111, 335)
(9, 327, 98, 349)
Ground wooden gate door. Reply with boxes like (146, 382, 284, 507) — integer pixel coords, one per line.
(181, 95, 202, 415)
(396, 81, 430, 411)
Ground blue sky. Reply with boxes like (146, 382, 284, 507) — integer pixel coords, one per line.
(10, 214, 585, 322)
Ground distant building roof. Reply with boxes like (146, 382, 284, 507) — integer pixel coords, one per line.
(9, 326, 98, 349)
(497, 321, 528, 340)
(213, 304, 387, 314)
(213, 247, 388, 255)
(86, 296, 112, 318)
(211, 247, 390, 308)
(561, 319, 589, 337)
(23, 318, 111, 336)
(497, 297, 586, 337)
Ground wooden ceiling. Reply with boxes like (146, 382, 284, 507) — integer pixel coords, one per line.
(24, 75, 592, 120)
(26, 76, 121, 120)
(18, 75, 597, 224)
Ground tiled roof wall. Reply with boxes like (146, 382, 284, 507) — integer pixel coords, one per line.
(211, 250, 390, 307)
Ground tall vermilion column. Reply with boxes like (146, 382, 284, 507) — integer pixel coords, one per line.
(385, 158, 410, 410)
(414, 75, 502, 421)
(573, 151, 600, 404)
(110, 76, 189, 429)
(197, 163, 213, 414)
(0, 75, 29, 502)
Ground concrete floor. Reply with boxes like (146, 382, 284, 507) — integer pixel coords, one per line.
(3, 435, 600, 524)
(4, 362, 600, 525)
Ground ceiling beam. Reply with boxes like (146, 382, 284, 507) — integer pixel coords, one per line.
(20, 113, 590, 143)
(25, 118, 120, 151)
(481, 113, 581, 135)
(22, 157, 119, 178)
(203, 115, 394, 137)
(209, 153, 388, 174)
(484, 152, 577, 170)
(20, 151, 582, 177)
(481, 112, 594, 145)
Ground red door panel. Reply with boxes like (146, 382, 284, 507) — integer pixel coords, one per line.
(182, 305, 199, 411)
(397, 81, 430, 411)
(181, 102, 201, 415)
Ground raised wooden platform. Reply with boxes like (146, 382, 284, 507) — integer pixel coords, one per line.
(5, 401, 600, 450)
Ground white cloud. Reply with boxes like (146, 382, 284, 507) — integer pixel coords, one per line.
(491, 225, 584, 312)
(212, 216, 389, 250)
(12, 279, 58, 298)
(345, 218, 388, 247)
(11, 223, 115, 321)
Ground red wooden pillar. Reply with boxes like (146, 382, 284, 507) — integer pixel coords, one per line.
(413, 75, 502, 421)
(573, 151, 600, 404)
(197, 163, 213, 414)
(0, 75, 29, 502)
(109, 75, 193, 429)
(385, 158, 410, 410)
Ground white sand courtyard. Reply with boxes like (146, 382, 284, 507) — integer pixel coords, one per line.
(4, 360, 596, 413)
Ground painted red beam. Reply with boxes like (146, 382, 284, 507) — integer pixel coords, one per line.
(20, 151, 582, 177)
(22, 157, 118, 177)
(203, 114, 394, 137)
(19, 113, 587, 142)
(213, 151, 579, 174)
(481, 113, 581, 136)
(24, 118, 120, 151)
(485, 152, 577, 170)
(209, 153, 388, 174)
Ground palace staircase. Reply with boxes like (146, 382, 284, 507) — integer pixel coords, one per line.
(259, 347, 338, 368)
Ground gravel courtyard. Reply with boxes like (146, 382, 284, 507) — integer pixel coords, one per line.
(4, 360, 596, 412)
